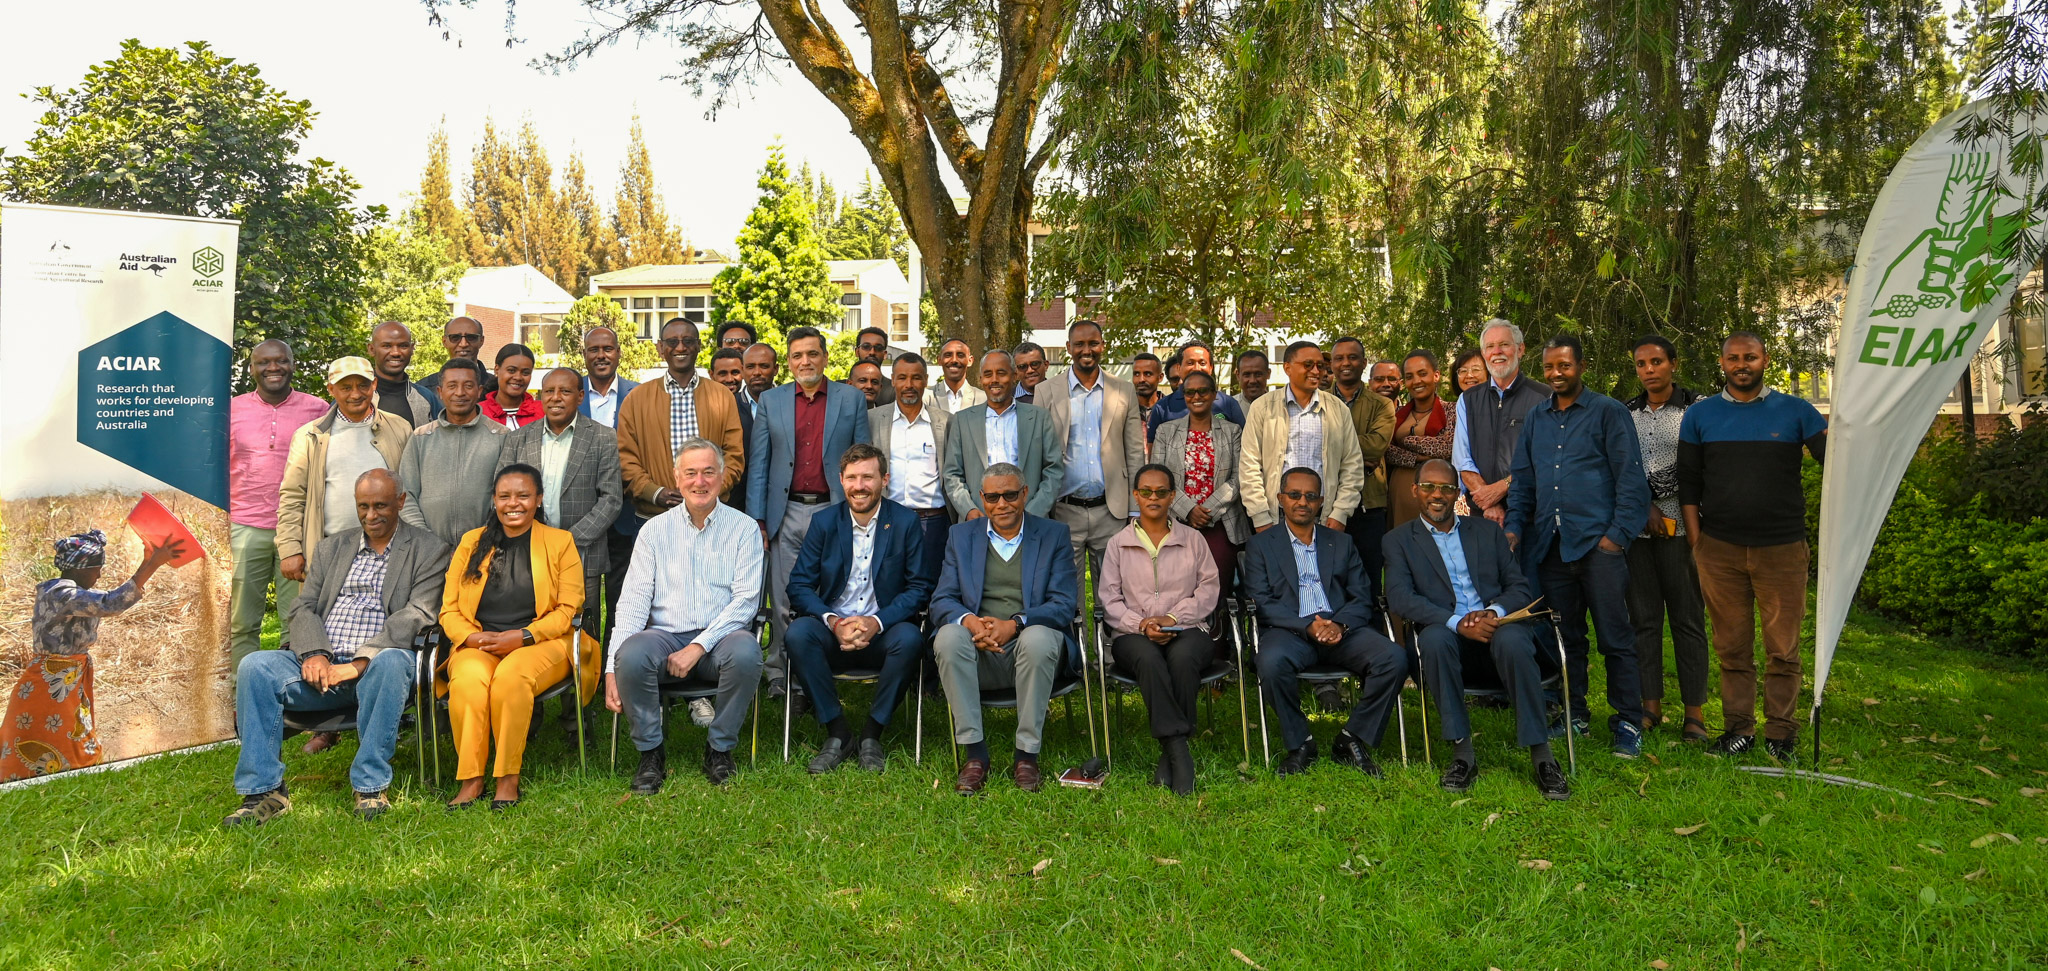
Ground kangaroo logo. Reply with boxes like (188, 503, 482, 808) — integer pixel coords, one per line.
(1870, 152, 2023, 318)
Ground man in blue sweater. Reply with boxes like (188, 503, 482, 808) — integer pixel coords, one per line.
(1677, 331, 1827, 761)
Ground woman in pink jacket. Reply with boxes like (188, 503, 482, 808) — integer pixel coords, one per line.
(1098, 464, 1221, 796)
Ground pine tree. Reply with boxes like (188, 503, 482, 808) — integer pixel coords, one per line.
(561, 151, 618, 294)
(711, 143, 843, 348)
(825, 173, 909, 275)
(415, 122, 475, 266)
(463, 118, 584, 293)
(613, 116, 690, 266)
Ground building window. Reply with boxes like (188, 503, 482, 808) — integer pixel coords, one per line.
(659, 296, 679, 310)
(2020, 298, 2045, 398)
(840, 292, 863, 332)
(891, 304, 910, 343)
(682, 295, 710, 324)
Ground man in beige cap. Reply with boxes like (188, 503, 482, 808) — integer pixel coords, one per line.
(276, 357, 412, 593)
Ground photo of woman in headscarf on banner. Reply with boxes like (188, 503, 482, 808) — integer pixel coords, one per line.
(0, 529, 184, 780)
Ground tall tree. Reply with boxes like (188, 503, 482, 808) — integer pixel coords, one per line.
(561, 151, 620, 292)
(710, 145, 843, 350)
(824, 173, 910, 274)
(611, 117, 692, 267)
(358, 209, 470, 379)
(2, 40, 371, 391)
(428, 0, 1077, 354)
(465, 117, 585, 292)
(414, 122, 476, 266)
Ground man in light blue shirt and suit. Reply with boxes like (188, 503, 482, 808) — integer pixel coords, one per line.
(930, 463, 1079, 796)
(941, 350, 1064, 521)
(1384, 459, 1567, 801)
(749, 326, 873, 695)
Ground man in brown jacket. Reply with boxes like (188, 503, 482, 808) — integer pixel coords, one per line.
(276, 357, 412, 582)
(617, 318, 748, 519)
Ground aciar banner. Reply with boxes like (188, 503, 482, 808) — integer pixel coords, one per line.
(0, 202, 240, 780)
(1814, 100, 2046, 720)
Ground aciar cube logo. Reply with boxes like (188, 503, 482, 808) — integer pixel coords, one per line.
(193, 245, 224, 278)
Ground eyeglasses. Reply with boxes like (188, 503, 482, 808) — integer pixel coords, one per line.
(659, 337, 700, 350)
(1415, 482, 1460, 495)
(1133, 487, 1174, 499)
(981, 489, 1024, 505)
(1184, 388, 1216, 398)
(1279, 490, 1323, 501)
(446, 333, 482, 344)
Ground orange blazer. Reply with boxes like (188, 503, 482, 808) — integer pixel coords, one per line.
(439, 522, 599, 699)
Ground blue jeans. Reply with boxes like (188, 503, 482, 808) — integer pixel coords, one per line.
(234, 649, 415, 795)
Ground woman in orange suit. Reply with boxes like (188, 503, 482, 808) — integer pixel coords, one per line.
(439, 463, 598, 810)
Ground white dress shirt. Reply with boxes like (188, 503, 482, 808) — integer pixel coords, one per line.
(584, 377, 622, 427)
(825, 513, 880, 621)
(539, 421, 575, 527)
(887, 405, 943, 509)
(1061, 371, 1105, 499)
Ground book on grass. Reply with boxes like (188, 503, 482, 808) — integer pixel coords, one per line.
(1056, 766, 1104, 789)
(126, 493, 206, 568)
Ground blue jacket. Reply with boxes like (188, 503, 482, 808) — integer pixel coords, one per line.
(1381, 515, 1532, 630)
(748, 380, 872, 537)
(1504, 388, 1650, 562)
(930, 515, 1079, 664)
(785, 499, 932, 630)
(1243, 522, 1376, 634)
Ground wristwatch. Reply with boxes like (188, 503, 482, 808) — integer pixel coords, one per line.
(520, 628, 536, 647)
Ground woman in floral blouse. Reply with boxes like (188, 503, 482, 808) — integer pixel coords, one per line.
(1, 529, 182, 780)
(1384, 350, 1458, 527)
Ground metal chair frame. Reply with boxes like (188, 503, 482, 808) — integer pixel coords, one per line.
(606, 610, 771, 773)
(274, 627, 439, 789)
(1245, 595, 1419, 769)
(423, 615, 595, 790)
(775, 611, 930, 765)
(1393, 608, 1578, 775)
(1091, 600, 1250, 770)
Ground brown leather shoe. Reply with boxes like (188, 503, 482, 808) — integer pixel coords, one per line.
(301, 731, 340, 755)
(1012, 759, 1043, 793)
(955, 758, 989, 795)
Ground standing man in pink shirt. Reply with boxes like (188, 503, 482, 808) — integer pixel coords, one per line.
(228, 340, 333, 685)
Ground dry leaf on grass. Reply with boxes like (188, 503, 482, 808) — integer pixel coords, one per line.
(1030, 859, 1053, 879)
(1450, 797, 1472, 807)
(1862, 698, 1880, 706)
(1521, 859, 1553, 870)
(1673, 822, 1707, 836)
(1231, 948, 1267, 970)
(1650, 960, 1671, 969)
(2020, 788, 2044, 798)
(1153, 857, 1180, 866)
(832, 887, 861, 896)
(1975, 765, 2000, 777)
(1964, 868, 1987, 881)
(1937, 792, 1996, 807)
(1484, 812, 1502, 829)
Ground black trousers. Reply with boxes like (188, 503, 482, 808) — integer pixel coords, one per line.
(1626, 534, 1711, 706)
(1539, 545, 1647, 730)
(1255, 626, 1404, 751)
(1348, 505, 1388, 592)
(601, 528, 637, 648)
(1110, 629, 1214, 739)
(1416, 620, 1548, 747)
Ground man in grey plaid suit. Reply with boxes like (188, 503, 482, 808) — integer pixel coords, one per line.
(500, 368, 624, 730)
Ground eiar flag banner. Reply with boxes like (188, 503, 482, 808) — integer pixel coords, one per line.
(1813, 99, 2046, 724)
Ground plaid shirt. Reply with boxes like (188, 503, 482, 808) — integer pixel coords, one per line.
(1283, 391, 1327, 485)
(322, 540, 391, 662)
(664, 372, 701, 455)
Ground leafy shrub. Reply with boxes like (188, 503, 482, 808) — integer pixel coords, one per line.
(1854, 481, 2048, 657)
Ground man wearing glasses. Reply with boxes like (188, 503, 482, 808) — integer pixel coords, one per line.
(1243, 467, 1403, 778)
(618, 319, 749, 526)
(419, 316, 498, 399)
(930, 464, 1079, 795)
(854, 326, 891, 368)
(1383, 460, 1566, 800)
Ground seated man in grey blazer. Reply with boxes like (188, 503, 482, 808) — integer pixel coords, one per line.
(941, 351, 1064, 521)
(1383, 459, 1567, 801)
(228, 469, 450, 826)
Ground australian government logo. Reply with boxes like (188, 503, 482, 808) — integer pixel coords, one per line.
(1859, 150, 2023, 370)
(192, 245, 226, 290)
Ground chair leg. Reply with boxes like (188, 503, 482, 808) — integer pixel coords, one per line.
(610, 711, 619, 775)
(914, 667, 925, 766)
(571, 629, 587, 776)
(1555, 622, 1577, 776)
(1414, 649, 1432, 765)
(1396, 683, 1409, 767)
(782, 676, 794, 764)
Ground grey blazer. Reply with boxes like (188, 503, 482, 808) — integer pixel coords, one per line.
(1153, 415, 1251, 545)
(286, 523, 450, 662)
(1037, 370, 1148, 518)
(497, 414, 623, 574)
(942, 401, 1065, 518)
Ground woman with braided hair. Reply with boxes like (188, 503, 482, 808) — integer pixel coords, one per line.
(2, 530, 183, 780)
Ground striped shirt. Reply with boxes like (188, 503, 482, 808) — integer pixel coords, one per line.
(606, 502, 763, 672)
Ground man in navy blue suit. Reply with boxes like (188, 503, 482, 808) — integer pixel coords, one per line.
(750, 326, 873, 695)
(1244, 467, 1405, 778)
(930, 463, 1078, 795)
(1384, 460, 1567, 801)
(784, 444, 934, 774)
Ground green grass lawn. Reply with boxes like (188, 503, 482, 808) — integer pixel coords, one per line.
(1, 608, 2043, 969)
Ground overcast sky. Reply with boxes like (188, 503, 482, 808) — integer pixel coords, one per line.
(0, 0, 884, 257)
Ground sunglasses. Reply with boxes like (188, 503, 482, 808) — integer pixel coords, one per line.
(1279, 490, 1323, 501)
(659, 337, 701, 350)
(981, 490, 1024, 505)
(1416, 482, 1460, 495)
(1133, 487, 1174, 499)
(446, 333, 482, 344)
(1184, 389, 1216, 398)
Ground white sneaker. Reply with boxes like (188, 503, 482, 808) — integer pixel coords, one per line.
(688, 698, 716, 727)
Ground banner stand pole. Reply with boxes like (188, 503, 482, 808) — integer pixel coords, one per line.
(1809, 697, 1822, 770)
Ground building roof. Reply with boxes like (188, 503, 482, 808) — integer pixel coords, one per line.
(591, 259, 908, 298)
(451, 264, 576, 311)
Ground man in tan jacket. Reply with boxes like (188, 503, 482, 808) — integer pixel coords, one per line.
(1239, 340, 1365, 534)
(1038, 320, 1147, 593)
(616, 319, 748, 519)
(276, 357, 412, 582)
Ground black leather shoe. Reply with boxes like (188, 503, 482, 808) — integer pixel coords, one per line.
(630, 746, 667, 794)
(1331, 731, 1384, 779)
(1164, 735, 1195, 796)
(1152, 752, 1171, 788)
(703, 745, 738, 786)
(808, 737, 850, 775)
(1276, 737, 1319, 776)
(1764, 735, 1797, 762)
(1534, 759, 1571, 801)
(1439, 758, 1478, 793)
(490, 784, 522, 811)
(856, 738, 887, 773)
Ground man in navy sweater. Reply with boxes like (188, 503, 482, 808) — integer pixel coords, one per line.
(1677, 331, 1827, 761)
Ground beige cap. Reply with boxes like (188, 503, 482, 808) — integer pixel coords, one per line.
(325, 356, 375, 386)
